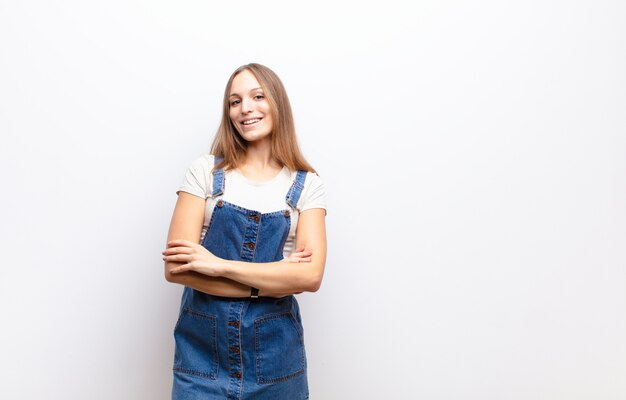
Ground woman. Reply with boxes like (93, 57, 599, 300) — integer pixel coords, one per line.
(162, 63, 327, 400)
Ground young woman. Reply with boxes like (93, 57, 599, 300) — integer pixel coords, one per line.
(162, 63, 327, 400)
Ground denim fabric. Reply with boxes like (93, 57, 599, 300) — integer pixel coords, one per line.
(172, 158, 309, 400)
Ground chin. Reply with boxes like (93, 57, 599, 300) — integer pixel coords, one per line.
(241, 131, 271, 142)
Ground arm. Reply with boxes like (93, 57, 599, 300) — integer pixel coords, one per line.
(221, 208, 326, 293)
(166, 208, 327, 294)
(164, 192, 295, 297)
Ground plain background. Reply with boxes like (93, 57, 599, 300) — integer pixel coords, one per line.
(1, 1, 625, 399)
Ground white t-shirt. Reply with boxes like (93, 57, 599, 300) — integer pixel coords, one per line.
(177, 154, 327, 259)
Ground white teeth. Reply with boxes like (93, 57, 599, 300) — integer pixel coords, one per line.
(242, 118, 261, 125)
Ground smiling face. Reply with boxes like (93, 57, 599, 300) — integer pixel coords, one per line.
(228, 69, 274, 144)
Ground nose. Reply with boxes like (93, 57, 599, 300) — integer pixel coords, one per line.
(241, 97, 254, 114)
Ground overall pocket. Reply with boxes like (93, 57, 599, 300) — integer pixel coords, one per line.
(173, 307, 219, 380)
(254, 311, 305, 384)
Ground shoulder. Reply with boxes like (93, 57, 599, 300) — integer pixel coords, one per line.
(287, 170, 325, 190)
(304, 171, 324, 189)
(295, 171, 327, 214)
(176, 153, 216, 198)
(190, 153, 215, 171)
(186, 153, 219, 179)
(287, 169, 323, 183)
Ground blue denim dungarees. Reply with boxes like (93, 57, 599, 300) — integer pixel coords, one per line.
(172, 158, 309, 400)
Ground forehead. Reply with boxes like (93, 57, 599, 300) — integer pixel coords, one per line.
(229, 70, 262, 95)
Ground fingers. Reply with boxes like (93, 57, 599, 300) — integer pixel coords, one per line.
(162, 253, 193, 263)
(169, 263, 192, 274)
(167, 239, 197, 248)
(292, 251, 312, 259)
(162, 247, 193, 263)
(162, 246, 193, 256)
(285, 249, 313, 263)
(292, 247, 311, 255)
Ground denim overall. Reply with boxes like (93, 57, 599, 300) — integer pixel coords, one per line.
(172, 158, 309, 400)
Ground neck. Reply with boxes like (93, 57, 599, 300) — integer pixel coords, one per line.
(242, 138, 280, 170)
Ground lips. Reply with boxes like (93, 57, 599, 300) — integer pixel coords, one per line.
(242, 118, 261, 125)
(240, 117, 262, 129)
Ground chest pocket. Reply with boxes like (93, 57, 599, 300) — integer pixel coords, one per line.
(202, 202, 291, 263)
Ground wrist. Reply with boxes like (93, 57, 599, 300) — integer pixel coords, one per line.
(218, 258, 235, 278)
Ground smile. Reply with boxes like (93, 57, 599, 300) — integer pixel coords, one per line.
(242, 118, 262, 126)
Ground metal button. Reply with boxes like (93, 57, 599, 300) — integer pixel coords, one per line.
(246, 242, 255, 250)
(229, 346, 240, 354)
(253, 216, 260, 222)
(228, 320, 240, 327)
(230, 372, 242, 379)
(284, 210, 290, 217)
(216, 200, 223, 207)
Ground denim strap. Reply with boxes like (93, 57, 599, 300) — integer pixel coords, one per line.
(285, 170, 307, 210)
(211, 155, 225, 197)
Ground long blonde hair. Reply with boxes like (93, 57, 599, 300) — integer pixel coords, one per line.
(209, 63, 316, 173)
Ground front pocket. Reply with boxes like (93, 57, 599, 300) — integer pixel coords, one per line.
(254, 312, 305, 384)
(173, 307, 219, 380)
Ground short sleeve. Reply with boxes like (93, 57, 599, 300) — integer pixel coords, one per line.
(176, 154, 213, 198)
(298, 172, 327, 215)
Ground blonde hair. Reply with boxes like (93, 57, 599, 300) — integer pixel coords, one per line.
(209, 63, 316, 173)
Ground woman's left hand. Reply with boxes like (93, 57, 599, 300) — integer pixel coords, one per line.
(163, 239, 225, 277)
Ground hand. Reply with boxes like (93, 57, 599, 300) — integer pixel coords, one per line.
(284, 247, 312, 263)
(163, 239, 225, 277)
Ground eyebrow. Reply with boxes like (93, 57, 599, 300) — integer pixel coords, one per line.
(229, 87, 263, 98)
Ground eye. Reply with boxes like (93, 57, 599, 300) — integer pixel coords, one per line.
(254, 94, 265, 100)
(230, 99, 240, 106)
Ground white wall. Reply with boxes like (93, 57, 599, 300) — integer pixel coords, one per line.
(1, 1, 625, 399)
